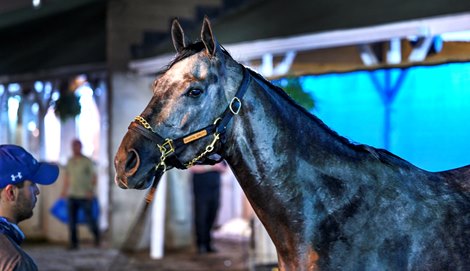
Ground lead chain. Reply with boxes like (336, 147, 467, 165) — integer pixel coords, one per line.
(185, 133, 220, 168)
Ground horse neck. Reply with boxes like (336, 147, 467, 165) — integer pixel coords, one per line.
(220, 71, 434, 255)
(224, 72, 360, 182)
(223, 72, 368, 212)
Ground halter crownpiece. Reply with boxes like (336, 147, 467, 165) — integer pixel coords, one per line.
(129, 66, 251, 174)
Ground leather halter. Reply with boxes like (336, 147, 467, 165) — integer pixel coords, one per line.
(128, 66, 251, 173)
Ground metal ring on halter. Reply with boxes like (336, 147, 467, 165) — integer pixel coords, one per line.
(213, 117, 222, 125)
(156, 160, 167, 172)
(229, 97, 242, 114)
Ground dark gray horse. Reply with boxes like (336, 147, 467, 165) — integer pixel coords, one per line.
(114, 17, 470, 271)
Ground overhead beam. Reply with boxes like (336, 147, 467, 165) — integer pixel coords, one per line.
(0, 63, 107, 84)
(130, 12, 470, 75)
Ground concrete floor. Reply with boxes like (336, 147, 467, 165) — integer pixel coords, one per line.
(24, 238, 254, 271)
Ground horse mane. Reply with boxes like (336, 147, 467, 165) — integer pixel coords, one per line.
(159, 41, 411, 168)
(246, 68, 413, 168)
(247, 70, 360, 147)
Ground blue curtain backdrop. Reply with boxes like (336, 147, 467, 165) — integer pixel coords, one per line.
(296, 62, 470, 172)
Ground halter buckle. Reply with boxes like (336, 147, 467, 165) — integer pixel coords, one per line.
(157, 139, 175, 159)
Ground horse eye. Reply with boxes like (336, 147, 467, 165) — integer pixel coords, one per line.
(186, 88, 204, 98)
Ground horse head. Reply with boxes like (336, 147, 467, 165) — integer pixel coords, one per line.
(114, 17, 247, 190)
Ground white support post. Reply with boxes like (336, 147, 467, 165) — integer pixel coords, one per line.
(150, 173, 167, 259)
(261, 53, 274, 77)
(408, 36, 433, 62)
(386, 38, 402, 64)
(252, 216, 278, 267)
(358, 44, 379, 66)
(273, 51, 297, 77)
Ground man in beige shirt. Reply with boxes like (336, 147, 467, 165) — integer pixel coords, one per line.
(61, 139, 100, 249)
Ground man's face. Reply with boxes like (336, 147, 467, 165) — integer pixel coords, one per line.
(72, 141, 82, 156)
(14, 181, 40, 223)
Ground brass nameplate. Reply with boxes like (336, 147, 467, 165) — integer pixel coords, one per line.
(183, 130, 208, 144)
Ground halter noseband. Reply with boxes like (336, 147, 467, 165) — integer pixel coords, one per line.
(128, 66, 251, 173)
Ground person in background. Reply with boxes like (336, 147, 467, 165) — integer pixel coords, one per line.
(61, 139, 100, 250)
(189, 162, 227, 254)
(0, 144, 59, 271)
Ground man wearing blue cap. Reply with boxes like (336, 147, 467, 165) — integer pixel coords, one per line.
(0, 144, 59, 271)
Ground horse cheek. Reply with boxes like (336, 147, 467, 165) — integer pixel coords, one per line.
(179, 113, 190, 127)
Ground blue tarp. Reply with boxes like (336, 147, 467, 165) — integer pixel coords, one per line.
(50, 198, 100, 224)
(297, 62, 470, 171)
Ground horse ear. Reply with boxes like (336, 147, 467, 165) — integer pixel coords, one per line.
(201, 16, 217, 57)
(171, 18, 187, 53)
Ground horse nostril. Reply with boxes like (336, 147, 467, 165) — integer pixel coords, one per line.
(124, 148, 141, 176)
(125, 150, 137, 168)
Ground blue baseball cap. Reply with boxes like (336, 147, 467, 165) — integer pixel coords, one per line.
(0, 145, 59, 189)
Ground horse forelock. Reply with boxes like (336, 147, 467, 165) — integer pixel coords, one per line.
(157, 41, 233, 75)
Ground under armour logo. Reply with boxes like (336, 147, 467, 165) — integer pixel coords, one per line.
(11, 172, 22, 182)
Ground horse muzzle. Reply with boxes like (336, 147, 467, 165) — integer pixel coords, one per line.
(114, 145, 163, 190)
(114, 169, 163, 190)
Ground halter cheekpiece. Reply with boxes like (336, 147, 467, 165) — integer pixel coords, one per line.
(128, 66, 251, 173)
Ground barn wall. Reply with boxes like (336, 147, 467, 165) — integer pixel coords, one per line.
(107, 0, 220, 71)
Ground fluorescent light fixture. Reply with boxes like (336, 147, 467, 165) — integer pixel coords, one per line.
(33, 0, 41, 8)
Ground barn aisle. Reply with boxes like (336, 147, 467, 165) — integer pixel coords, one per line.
(25, 237, 250, 271)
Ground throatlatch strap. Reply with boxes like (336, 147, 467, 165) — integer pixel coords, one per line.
(214, 67, 251, 139)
